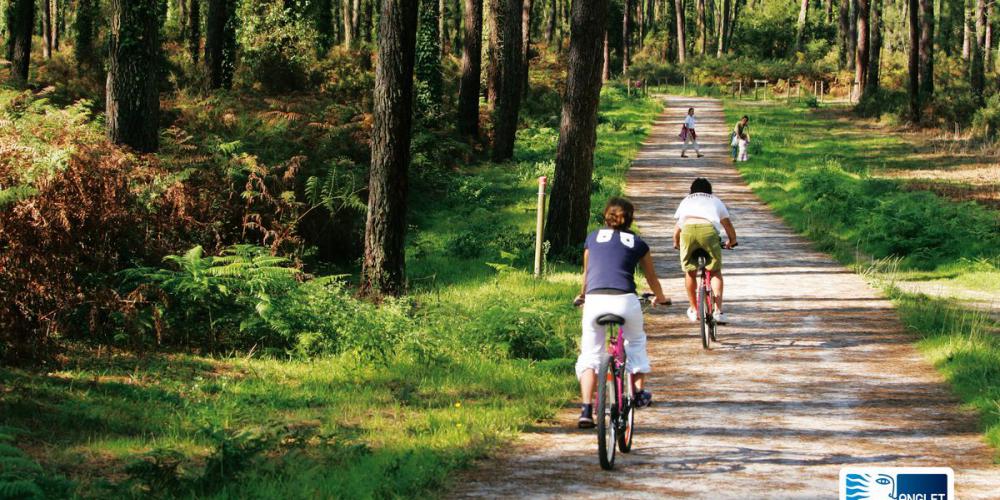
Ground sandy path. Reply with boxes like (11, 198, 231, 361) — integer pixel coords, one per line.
(450, 96, 999, 499)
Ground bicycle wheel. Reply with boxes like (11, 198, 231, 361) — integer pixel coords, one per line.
(708, 291, 719, 342)
(617, 371, 635, 453)
(596, 355, 617, 470)
(698, 278, 710, 349)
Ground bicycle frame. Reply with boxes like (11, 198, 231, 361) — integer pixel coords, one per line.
(608, 324, 628, 411)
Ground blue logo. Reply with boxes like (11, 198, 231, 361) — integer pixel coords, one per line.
(840, 467, 953, 500)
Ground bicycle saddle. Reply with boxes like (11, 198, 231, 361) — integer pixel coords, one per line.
(596, 314, 626, 325)
(692, 248, 711, 267)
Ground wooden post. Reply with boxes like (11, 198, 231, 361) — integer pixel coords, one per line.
(683, 75, 687, 94)
(534, 176, 547, 277)
(820, 81, 825, 103)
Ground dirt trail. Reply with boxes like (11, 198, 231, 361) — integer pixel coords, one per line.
(451, 96, 999, 498)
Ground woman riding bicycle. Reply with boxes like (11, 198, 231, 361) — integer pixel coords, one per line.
(672, 178, 738, 325)
(575, 197, 670, 428)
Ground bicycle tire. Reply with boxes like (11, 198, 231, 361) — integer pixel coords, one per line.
(617, 371, 635, 453)
(709, 293, 718, 342)
(698, 278, 710, 349)
(596, 355, 616, 470)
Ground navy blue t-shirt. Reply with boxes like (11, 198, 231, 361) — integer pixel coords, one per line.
(584, 228, 650, 294)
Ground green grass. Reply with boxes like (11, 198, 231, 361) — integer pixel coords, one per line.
(722, 99, 1000, 459)
(0, 86, 663, 497)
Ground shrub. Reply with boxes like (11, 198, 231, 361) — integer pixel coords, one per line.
(854, 88, 906, 118)
(971, 93, 1000, 139)
(236, 0, 320, 93)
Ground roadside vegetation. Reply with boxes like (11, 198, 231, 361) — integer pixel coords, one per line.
(720, 100, 1000, 456)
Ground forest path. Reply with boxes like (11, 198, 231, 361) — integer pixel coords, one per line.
(450, 96, 998, 498)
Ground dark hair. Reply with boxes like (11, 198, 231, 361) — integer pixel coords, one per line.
(741, 115, 749, 121)
(603, 197, 635, 230)
(688, 107, 695, 113)
(690, 178, 712, 194)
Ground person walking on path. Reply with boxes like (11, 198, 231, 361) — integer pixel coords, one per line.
(680, 107, 703, 158)
(732, 115, 750, 162)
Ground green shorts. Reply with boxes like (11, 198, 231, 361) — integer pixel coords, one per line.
(680, 223, 722, 272)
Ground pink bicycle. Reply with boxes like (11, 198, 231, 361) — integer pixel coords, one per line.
(593, 293, 654, 470)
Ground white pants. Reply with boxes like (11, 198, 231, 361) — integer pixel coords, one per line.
(737, 139, 749, 161)
(682, 134, 700, 154)
(576, 294, 651, 380)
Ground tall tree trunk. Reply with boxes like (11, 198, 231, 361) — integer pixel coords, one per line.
(522, 0, 533, 94)
(489, 0, 524, 161)
(838, 0, 850, 66)
(545, 0, 556, 44)
(189, 0, 201, 62)
(674, 0, 686, 62)
(51, 0, 59, 51)
(847, 0, 857, 69)
(107, 0, 161, 152)
(718, 0, 730, 56)
(986, 0, 993, 70)
(41, 0, 52, 59)
(7, 0, 34, 84)
(416, 0, 443, 104)
(697, 0, 706, 54)
(970, 0, 985, 99)
(316, 0, 334, 55)
(352, 0, 361, 40)
(364, 0, 375, 42)
(545, 0, 610, 256)
(962, 0, 971, 59)
(458, 0, 483, 136)
(623, 0, 632, 73)
(342, 0, 355, 46)
(918, 0, 933, 96)
(795, 0, 808, 53)
(727, 0, 741, 51)
(908, 0, 921, 121)
(855, 0, 870, 99)
(866, 0, 882, 93)
(206, 0, 236, 89)
(362, 0, 420, 298)
(602, 30, 610, 81)
(74, 0, 94, 69)
(440, 0, 448, 54)
(637, 0, 645, 47)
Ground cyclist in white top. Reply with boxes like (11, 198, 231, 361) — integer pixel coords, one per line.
(680, 108, 703, 158)
(672, 178, 738, 323)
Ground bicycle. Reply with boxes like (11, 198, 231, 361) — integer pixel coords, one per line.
(591, 293, 655, 470)
(693, 243, 736, 349)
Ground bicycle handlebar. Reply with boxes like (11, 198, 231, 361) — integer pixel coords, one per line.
(574, 292, 668, 307)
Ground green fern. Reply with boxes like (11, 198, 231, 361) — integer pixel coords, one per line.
(304, 159, 366, 215)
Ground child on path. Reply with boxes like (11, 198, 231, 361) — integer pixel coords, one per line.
(680, 108, 703, 158)
(732, 115, 750, 162)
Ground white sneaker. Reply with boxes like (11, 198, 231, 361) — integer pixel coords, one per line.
(713, 311, 728, 324)
(686, 307, 698, 322)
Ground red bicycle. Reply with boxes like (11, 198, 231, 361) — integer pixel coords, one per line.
(693, 243, 736, 349)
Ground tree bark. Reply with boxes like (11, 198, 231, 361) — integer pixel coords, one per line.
(838, 0, 850, 66)
(545, 0, 610, 256)
(970, 0, 985, 99)
(545, 0, 556, 44)
(674, 0, 686, 62)
(622, 0, 632, 73)
(342, 0, 355, 46)
(794, 0, 808, 53)
(441, 0, 448, 54)
(962, 0, 971, 59)
(986, 0, 993, 70)
(74, 0, 95, 69)
(918, 0, 933, 96)
(107, 0, 161, 153)
(361, 0, 420, 298)
(908, 0, 921, 121)
(6, 0, 34, 85)
(854, 0, 869, 99)
(51, 0, 59, 51)
(41, 0, 52, 59)
(727, 0, 741, 51)
(697, 0, 706, 54)
(352, 0, 361, 40)
(489, 0, 524, 161)
(718, 0, 730, 56)
(458, 0, 483, 136)
(637, 0, 645, 47)
(188, 0, 201, 62)
(602, 30, 610, 82)
(205, 0, 236, 89)
(522, 0, 533, 94)
(866, 0, 882, 93)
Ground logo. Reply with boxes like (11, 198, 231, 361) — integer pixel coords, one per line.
(619, 232, 635, 248)
(840, 467, 953, 500)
